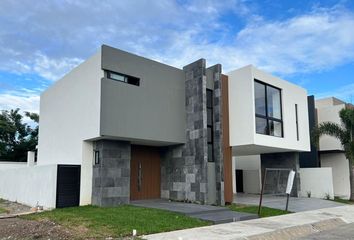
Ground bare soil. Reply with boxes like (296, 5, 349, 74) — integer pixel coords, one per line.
(0, 217, 78, 239)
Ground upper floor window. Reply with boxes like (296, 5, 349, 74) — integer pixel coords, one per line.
(106, 70, 140, 86)
(254, 80, 283, 137)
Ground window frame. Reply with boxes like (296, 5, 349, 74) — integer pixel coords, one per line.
(105, 70, 140, 86)
(254, 79, 283, 137)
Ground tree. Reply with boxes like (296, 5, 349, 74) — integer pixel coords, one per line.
(313, 107, 354, 201)
(0, 109, 39, 162)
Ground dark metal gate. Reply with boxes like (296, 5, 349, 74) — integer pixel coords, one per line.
(56, 165, 81, 208)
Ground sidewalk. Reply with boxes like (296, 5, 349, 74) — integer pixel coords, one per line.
(143, 205, 354, 240)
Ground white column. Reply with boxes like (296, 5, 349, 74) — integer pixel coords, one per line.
(27, 151, 36, 167)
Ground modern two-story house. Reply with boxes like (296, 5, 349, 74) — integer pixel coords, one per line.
(0, 45, 311, 208)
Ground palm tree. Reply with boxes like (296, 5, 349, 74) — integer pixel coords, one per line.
(313, 107, 354, 201)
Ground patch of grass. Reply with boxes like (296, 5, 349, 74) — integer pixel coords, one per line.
(23, 205, 209, 238)
(0, 198, 7, 214)
(0, 207, 6, 214)
(332, 197, 354, 204)
(228, 204, 290, 218)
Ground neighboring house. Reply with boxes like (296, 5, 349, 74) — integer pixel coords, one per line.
(315, 97, 352, 199)
(0, 45, 311, 208)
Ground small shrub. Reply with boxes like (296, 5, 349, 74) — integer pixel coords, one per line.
(324, 193, 331, 200)
(306, 191, 311, 198)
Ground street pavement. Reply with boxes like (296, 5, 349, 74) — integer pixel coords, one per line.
(296, 222, 354, 239)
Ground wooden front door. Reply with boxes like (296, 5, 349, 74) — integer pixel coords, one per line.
(130, 145, 161, 200)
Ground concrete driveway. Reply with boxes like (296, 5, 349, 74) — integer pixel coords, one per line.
(131, 199, 257, 224)
(234, 193, 344, 212)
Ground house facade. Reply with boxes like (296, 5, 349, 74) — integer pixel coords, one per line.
(0, 45, 311, 208)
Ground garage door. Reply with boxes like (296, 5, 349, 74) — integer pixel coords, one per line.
(56, 165, 81, 208)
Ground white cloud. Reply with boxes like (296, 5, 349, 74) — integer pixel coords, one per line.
(315, 83, 354, 103)
(0, 90, 39, 113)
(149, 5, 354, 75)
(33, 53, 83, 81)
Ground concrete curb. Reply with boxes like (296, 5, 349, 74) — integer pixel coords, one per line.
(247, 218, 346, 240)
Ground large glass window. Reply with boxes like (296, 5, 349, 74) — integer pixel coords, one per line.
(254, 80, 283, 137)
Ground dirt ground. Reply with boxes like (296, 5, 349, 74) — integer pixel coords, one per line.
(0, 217, 140, 240)
(0, 217, 78, 240)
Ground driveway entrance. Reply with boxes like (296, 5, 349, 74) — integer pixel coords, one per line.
(131, 199, 258, 224)
(234, 193, 344, 212)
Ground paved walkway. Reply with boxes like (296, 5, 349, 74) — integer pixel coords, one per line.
(234, 193, 344, 212)
(143, 205, 354, 240)
(131, 199, 258, 224)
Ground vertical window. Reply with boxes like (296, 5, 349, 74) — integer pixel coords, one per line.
(295, 104, 299, 141)
(207, 89, 214, 162)
(254, 80, 283, 137)
(94, 150, 100, 165)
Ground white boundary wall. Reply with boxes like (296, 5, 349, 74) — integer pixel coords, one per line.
(321, 153, 350, 199)
(0, 162, 27, 170)
(0, 165, 57, 208)
(299, 168, 334, 199)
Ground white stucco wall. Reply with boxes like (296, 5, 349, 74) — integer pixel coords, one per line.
(321, 153, 350, 199)
(228, 65, 310, 155)
(233, 155, 261, 194)
(243, 170, 261, 194)
(37, 50, 102, 166)
(37, 50, 102, 206)
(0, 162, 27, 170)
(316, 101, 345, 151)
(0, 165, 57, 208)
(299, 167, 334, 199)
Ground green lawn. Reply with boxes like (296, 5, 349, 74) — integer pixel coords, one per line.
(333, 197, 354, 205)
(0, 198, 7, 214)
(228, 204, 290, 218)
(0, 207, 6, 214)
(23, 205, 210, 238)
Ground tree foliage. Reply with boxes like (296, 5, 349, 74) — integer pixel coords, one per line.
(0, 108, 39, 162)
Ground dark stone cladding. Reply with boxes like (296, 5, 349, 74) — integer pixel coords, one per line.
(92, 140, 131, 206)
(260, 152, 300, 197)
(207, 64, 224, 206)
(160, 59, 209, 204)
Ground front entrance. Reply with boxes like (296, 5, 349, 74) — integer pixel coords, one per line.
(130, 145, 161, 200)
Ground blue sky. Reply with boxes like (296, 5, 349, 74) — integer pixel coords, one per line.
(1, 0, 354, 113)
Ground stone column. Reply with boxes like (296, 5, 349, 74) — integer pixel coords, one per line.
(92, 140, 131, 206)
(207, 64, 225, 206)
